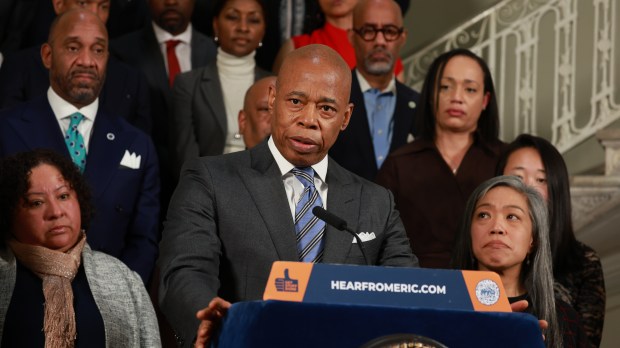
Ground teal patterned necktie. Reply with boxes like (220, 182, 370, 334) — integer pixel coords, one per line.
(64, 112, 87, 173)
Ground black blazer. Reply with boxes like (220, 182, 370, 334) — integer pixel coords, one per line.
(110, 25, 217, 148)
(110, 25, 217, 210)
(329, 70, 420, 181)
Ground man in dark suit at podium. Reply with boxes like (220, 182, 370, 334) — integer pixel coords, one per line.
(158, 44, 418, 347)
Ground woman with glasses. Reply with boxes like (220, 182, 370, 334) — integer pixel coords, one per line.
(273, 0, 404, 79)
(376, 48, 504, 269)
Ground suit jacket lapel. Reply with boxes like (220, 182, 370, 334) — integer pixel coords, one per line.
(200, 64, 227, 134)
(322, 158, 359, 264)
(350, 72, 378, 172)
(84, 112, 133, 198)
(11, 99, 69, 155)
(240, 142, 298, 261)
(142, 26, 170, 93)
(391, 81, 416, 152)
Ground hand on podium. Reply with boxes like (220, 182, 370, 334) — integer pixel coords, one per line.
(510, 299, 549, 340)
(194, 297, 232, 348)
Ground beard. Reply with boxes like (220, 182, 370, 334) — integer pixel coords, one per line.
(52, 68, 105, 106)
(363, 48, 395, 76)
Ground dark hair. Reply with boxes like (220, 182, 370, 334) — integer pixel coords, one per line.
(452, 176, 562, 348)
(212, 0, 267, 20)
(415, 48, 500, 142)
(0, 149, 94, 247)
(304, 1, 325, 33)
(495, 133, 583, 277)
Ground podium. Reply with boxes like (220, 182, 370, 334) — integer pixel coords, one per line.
(214, 263, 545, 347)
(215, 300, 544, 347)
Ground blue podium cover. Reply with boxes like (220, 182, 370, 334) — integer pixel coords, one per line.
(215, 300, 544, 348)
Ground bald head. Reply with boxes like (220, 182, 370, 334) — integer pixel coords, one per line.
(350, 0, 406, 81)
(239, 76, 276, 149)
(278, 44, 352, 95)
(42, 9, 109, 108)
(269, 44, 354, 167)
(353, 0, 403, 27)
(52, 0, 111, 23)
(48, 8, 108, 45)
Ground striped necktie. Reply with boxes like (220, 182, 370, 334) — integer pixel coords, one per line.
(292, 167, 325, 263)
(64, 112, 86, 173)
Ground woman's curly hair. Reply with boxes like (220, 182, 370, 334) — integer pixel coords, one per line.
(0, 149, 94, 247)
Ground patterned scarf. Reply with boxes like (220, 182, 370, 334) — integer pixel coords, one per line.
(8, 232, 86, 348)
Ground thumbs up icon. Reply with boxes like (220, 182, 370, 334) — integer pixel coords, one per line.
(275, 269, 299, 292)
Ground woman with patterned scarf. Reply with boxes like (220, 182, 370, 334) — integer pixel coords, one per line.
(0, 149, 160, 347)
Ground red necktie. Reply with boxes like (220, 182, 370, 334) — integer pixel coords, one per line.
(166, 40, 181, 87)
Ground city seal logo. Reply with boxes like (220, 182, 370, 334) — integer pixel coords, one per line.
(475, 279, 500, 306)
(274, 268, 298, 292)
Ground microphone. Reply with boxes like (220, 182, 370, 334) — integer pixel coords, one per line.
(313, 207, 371, 265)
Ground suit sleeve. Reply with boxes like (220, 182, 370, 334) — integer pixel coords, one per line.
(376, 186, 419, 267)
(0, 50, 28, 108)
(170, 73, 201, 176)
(120, 135, 160, 284)
(130, 69, 153, 135)
(158, 158, 221, 347)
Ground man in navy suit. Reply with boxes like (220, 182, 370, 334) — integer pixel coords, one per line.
(0, 9, 160, 284)
(0, 0, 152, 135)
(329, 0, 419, 181)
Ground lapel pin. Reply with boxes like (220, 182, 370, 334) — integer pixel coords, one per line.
(107, 133, 115, 141)
(408, 101, 417, 109)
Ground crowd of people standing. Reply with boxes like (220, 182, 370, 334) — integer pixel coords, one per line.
(0, 0, 605, 347)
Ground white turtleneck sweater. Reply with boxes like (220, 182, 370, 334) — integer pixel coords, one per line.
(217, 47, 256, 153)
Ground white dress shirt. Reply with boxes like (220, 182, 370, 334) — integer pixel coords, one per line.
(48, 87, 98, 152)
(268, 137, 328, 217)
(152, 22, 193, 73)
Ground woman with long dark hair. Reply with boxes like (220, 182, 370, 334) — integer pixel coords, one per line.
(497, 134, 605, 347)
(376, 48, 504, 268)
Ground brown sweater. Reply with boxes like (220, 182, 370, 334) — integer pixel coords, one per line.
(376, 135, 505, 268)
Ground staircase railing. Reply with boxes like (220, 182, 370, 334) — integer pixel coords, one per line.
(403, 0, 620, 153)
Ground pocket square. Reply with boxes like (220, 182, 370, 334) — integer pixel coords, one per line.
(120, 150, 141, 169)
(352, 232, 376, 243)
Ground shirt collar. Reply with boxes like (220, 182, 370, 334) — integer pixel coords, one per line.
(47, 87, 98, 122)
(355, 69, 396, 94)
(152, 22, 192, 44)
(268, 136, 328, 182)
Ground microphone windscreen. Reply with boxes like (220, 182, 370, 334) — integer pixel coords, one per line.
(312, 206, 347, 231)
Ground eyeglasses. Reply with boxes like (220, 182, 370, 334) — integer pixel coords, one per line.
(352, 25, 404, 42)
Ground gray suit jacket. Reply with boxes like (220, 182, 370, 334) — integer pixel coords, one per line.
(170, 62, 273, 174)
(0, 244, 161, 347)
(158, 140, 417, 346)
